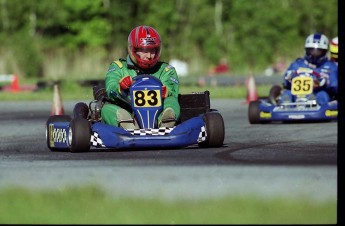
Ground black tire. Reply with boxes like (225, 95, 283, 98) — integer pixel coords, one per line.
(198, 111, 225, 147)
(73, 102, 89, 119)
(268, 85, 282, 105)
(46, 115, 72, 152)
(69, 117, 91, 153)
(248, 100, 261, 124)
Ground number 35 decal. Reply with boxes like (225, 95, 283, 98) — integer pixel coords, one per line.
(133, 90, 162, 107)
(291, 77, 313, 95)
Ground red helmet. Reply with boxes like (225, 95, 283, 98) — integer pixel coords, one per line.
(128, 25, 161, 69)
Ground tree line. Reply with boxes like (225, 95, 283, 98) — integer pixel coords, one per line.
(0, 0, 338, 78)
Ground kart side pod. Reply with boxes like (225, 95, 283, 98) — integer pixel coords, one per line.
(46, 115, 91, 153)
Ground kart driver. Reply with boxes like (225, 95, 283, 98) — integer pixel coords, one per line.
(330, 36, 338, 64)
(281, 33, 338, 105)
(101, 25, 180, 129)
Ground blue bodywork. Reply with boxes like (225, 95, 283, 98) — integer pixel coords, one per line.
(47, 116, 207, 150)
(90, 116, 206, 149)
(130, 75, 164, 129)
(255, 98, 338, 122)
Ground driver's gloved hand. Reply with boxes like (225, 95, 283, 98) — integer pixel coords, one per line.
(284, 70, 296, 82)
(318, 77, 327, 87)
(119, 76, 132, 91)
(162, 86, 168, 99)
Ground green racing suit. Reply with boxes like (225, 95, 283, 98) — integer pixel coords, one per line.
(101, 55, 180, 127)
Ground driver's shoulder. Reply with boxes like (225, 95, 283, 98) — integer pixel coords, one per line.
(323, 60, 338, 68)
(112, 58, 128, 69)
(157, 61, 176, 73)
(288, 58, 305, 69)
(294, 57, 305, 63)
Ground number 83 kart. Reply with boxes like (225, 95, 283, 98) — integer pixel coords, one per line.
(46, 75, 225, 152)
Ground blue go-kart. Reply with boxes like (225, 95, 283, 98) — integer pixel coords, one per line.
(46, 75, 225, 152)
(248, 70, 338, 124)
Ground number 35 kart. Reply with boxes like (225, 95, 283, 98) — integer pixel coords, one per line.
(248, 70, 338, 124)
(46, 75, 225, 152)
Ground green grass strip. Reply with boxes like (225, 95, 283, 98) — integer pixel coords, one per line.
(0, 186, 336, 224)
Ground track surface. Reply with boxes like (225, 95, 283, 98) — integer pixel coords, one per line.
(0, 100, 337, 201)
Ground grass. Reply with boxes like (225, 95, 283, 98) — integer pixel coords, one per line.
(0, 186, 337, 224)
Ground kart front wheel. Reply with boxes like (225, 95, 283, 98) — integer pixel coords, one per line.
(248, 100, 261, 124)
(69, 117, 91, 153)
(73, 102, 89, 119)
(199, 112, 225, 147)
(46, 115, 72, 152)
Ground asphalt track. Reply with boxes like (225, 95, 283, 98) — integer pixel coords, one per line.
(0, 99, 337, 202)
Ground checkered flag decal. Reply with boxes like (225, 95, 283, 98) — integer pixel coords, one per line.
(90, 132, 105, 147)
(197, 126, 207, 143)
(127, 127, 175, 136)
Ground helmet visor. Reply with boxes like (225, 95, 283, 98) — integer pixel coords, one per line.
(306, 48, 327, 59)
(134, 47, 160, 55)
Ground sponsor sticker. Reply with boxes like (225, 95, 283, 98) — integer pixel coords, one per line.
(288, 114, 305, 119)
(169, 76, 179, 85)
(49, 124, 55, 147)
(49, 124, 68, 145)
(325, 110, 337, 117)
(107, 67, 116, 73)
(165, 65, 174, 72)
(260, 112, 271, 118)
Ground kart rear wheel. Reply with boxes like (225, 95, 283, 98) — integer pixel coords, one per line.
(46, 115, 72, 152)
(69, 117, 91, 153)
(199, 111, 224, 147)
(268, 85, 282, 105)
(248, 100, 261, 124)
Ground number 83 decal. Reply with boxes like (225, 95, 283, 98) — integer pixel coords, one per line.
(133, 90, 162, 107)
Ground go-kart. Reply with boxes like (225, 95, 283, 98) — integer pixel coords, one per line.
(46, 75, 225, 152)
(248, 69, 338, 124)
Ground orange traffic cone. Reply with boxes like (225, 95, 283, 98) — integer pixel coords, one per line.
(11, 74, 20, 92)
(51, 84, 65, 115)
(245, 75, 258, 104)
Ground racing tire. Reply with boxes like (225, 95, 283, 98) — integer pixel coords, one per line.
(248, 100, 261, 124)
(69, 117, 91, 153)
(46, 115, 72, 152)
(73, 102, 89, 119)
(268, 85, 282, 105)
(198, 111, 225, 147)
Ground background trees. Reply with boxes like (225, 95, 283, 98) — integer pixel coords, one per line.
(0, 0, 338, 79)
